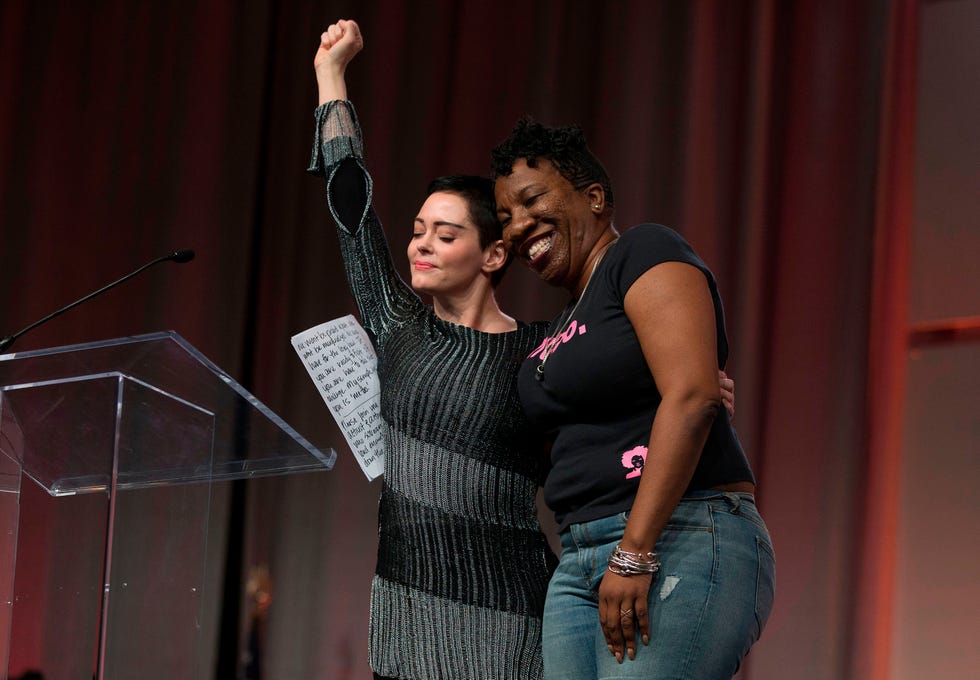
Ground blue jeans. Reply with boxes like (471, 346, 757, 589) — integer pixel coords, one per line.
(542, 492, 775, 679)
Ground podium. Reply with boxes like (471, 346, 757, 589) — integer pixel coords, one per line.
(0, 332, 335, 679)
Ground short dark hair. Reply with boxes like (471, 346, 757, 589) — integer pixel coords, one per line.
(425, 175, 511, 286)
(490, 116, 615, 209)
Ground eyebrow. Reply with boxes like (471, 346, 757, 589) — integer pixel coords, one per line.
(505, 183, 545, 205)
(415, 217, 469, 230)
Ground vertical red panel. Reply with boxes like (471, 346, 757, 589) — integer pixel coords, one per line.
(854, 0, 919, 678)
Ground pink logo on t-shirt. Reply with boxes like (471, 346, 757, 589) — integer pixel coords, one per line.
(621, 446, 648, 479)
(528, 319, 587, 360)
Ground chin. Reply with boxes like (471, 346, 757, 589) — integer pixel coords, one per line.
(410, 279, 438, 296)
(533, 261, 566, 288)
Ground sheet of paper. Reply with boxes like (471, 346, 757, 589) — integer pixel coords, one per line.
(291, 315, 384, 480)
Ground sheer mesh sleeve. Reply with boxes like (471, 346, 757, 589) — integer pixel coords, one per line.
(307, 100, 421, 344)
(307, 100, 363, 176)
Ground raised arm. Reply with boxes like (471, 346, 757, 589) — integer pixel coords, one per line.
(308, 19, 420, 343)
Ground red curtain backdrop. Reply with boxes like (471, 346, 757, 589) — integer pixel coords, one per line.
(0, 1, 924, 678)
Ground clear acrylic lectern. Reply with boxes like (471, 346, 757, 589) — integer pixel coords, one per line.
(0, 332, 335, 679)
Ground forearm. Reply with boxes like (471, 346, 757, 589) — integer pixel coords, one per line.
(317, 67, 348, 105)
(620, 394, 719, 552)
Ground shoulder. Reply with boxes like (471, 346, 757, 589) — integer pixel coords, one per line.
(617, 223, 695, 257)
(605, 224, 704, 290)
(528, 320, 551, 331)
(524, 320, 552, 344)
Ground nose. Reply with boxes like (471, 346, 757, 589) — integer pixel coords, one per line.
(414, 232, 433, 254)
(504, 210, 534, 250)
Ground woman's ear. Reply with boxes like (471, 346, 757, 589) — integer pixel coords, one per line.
(483, 239, 508, 273)
(585, 183, 606, 214)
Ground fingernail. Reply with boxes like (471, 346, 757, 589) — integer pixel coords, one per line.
(616, 652, 622, 664)
(628, 647, 635, 660)
(643, 634, 649, 645)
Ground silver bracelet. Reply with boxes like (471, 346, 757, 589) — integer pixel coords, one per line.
(607, 544, 661, 576)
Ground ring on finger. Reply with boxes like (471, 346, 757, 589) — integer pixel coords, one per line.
(620, 608, 633, 618)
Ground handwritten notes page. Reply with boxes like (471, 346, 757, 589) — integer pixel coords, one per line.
(291, 315, 384, 480)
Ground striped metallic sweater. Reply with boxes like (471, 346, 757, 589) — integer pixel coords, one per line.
(309, 101, 555, 680)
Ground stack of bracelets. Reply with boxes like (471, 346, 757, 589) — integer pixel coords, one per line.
(607, 544, 661, 577)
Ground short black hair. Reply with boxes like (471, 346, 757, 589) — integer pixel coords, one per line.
(490, 116, 615, 208)
(425, 175, 511, 286)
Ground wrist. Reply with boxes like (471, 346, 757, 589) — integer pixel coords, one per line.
(315, 63, 345, 80)
(607, 544, 660, 577)
(619, 532, 657, 555)
(316, 70, 348, 105)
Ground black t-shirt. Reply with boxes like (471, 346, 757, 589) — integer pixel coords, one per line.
(518, 224, 755, 530)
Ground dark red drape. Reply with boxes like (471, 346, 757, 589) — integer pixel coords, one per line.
(0, 1, 929, 678)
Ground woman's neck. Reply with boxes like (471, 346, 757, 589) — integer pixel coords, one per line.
(432, 288, 516, 333)
(571, 228, 619, 297)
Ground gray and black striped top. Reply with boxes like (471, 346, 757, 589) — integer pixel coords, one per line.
(309, 101, 555, 680)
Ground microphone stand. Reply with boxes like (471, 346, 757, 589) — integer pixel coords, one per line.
(0, 249, 195, 354)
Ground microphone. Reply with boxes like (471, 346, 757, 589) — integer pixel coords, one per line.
(0, 249, 196, 354)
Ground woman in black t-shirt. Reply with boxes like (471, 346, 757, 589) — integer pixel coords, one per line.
(492, 119, 775, 680)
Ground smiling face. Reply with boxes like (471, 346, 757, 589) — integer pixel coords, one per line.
(406, 191, 495, 297)
(494, 158, 602, 292)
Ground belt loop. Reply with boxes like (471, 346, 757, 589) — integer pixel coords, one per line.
(723, 492, 741, 514)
